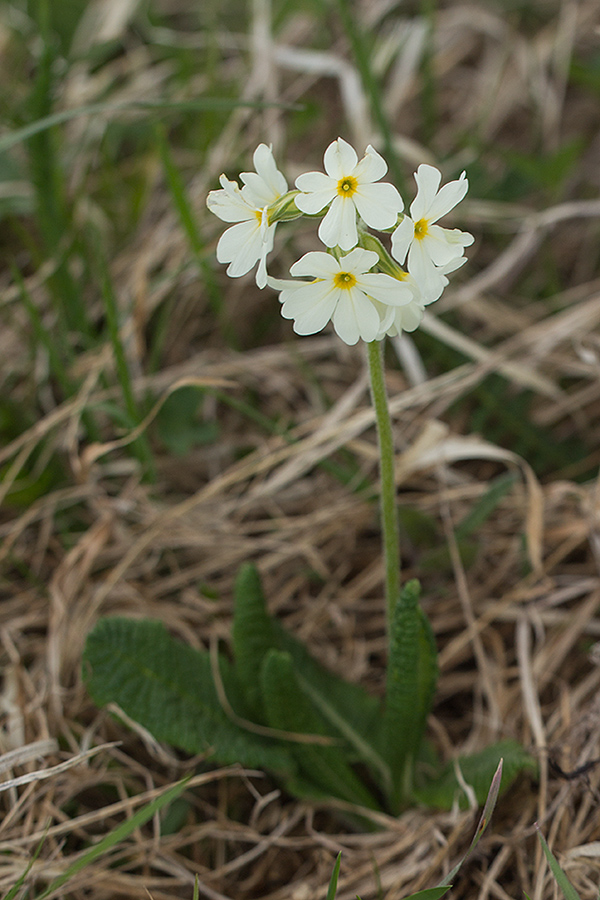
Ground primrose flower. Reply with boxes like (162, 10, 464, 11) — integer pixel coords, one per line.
(391, 164, 473, 296)
(294, 138, 404, 252)
(268, 248, 413, 346)
(206, 143, 287, 288)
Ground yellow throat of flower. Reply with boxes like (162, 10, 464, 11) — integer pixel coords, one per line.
(333, 271, 357, 290)
(413, 218, 429, 240)
(336, 176, 358, 198)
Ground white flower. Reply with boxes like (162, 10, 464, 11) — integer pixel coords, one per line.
(206, 144, 287, 288)
(375, 271, 426, 338)
(268, 248, 413, 346)
(391, 164, 473, 297)
(377, 256, 470, 338)
(294, 138, 404, 252)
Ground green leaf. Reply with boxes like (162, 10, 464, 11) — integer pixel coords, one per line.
(232, 564, 389, 790)
(232, 563, 278, 719)
(156, 386, 219, 456)
(404, 888, 454, 900)
(260, 649, 380, 809)
(326, 852, 342, 900)
(536, 826, 583, 900)
(382, 580, 438, 810)
(83, 617, 295, 775)
(414, 739, 537, 809)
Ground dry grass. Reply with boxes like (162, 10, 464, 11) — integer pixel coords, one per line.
(1, 0, 600, 897)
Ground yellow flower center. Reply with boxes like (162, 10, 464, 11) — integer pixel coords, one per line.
(413, 218, 429, 240)
(333, 271, 357, 290)
(337, 176, 358, 198)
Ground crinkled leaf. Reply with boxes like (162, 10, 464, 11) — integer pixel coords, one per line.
(84, 617, 295, 775)
(414, 739, 537, 809)
(383, 579, 438, 809)
(233, 564, 389, 790)
(260, 649, 380, 809)
(232, 563, 278, 719)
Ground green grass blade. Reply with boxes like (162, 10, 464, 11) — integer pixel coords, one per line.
(36, 778, 191, 899)
(326, 852, 342, 900)
(95, 242, 155, 478)
(3, 827, 48, 900)
(536, 826, 583, 900)
(0, 100, 291, 154)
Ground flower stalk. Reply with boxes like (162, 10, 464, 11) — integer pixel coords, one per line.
(366, 338, 401, 632)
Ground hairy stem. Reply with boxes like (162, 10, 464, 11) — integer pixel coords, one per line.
(367, 339, 401, 632)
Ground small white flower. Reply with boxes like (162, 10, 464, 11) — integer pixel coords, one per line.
(377, 257, 470, 338)
(268, 248, 413, 346)
(206, 144, 287, 288)
(375, 271, 426, 338)
(294, 138, 404, 252)
(391, 164, 474, 297)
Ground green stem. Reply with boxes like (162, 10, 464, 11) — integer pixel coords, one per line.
(366, 339, 401, 632)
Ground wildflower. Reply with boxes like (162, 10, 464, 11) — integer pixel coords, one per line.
(268, 248, 413, 346)
(391, 164, 473, 296)
(375, 256, 469, 339)
(206, 144, 287, 288)
(294, 138, 403, 252)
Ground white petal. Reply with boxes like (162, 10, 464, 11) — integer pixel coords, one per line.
(267, 275, 300, 294)
(216, 220, 259, 264)
(295, 170, 334, 193)
(294, 182, 337, 214)
(406, 239, 442, 296)
(390, 216, 414, 265)
(423, 226, 468, 265)
(353, 144, 388, 183)
(440, 254, 468, 276)
(410, 164, 442, 220)
(323, 137, 358, 179)
(282, 283, 339, 335)
(339, 247, 379, 273)
(353, 182, 403, 230)
(357, 272, 413, 306)
(333, 287, 380, 344)
(220, 225, 264, 277)
(254, 143, 288, 194)
(318, 196, 358, 250)
(393, 300, 425, 333)
(207, 179, 255, 223)
(426, 171, 469, 223)
(290, 251, 340, 279)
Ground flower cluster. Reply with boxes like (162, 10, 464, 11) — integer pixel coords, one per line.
(206, 137, 473, 345)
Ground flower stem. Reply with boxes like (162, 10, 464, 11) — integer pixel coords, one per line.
(367, 339, 401, 632)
